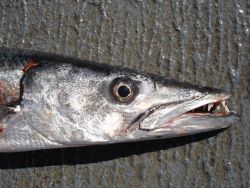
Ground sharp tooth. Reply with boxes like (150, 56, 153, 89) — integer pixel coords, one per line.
(225, 105, 230, 112)
(216, 104, 221, 110)
(208, 103, 213, 111)
(13, 105, 21, 112)
(222, 101, 226, 108)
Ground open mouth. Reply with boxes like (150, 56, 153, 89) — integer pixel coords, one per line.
(135, 93, 238, 132)
(187, 100, 231, 116)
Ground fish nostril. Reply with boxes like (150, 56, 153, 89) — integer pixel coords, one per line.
(194, 92, 204, 98)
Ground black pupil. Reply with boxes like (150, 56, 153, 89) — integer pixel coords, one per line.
(118, 85, 130, 98)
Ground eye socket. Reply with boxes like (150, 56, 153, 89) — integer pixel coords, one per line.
(111, 78, 138, 104)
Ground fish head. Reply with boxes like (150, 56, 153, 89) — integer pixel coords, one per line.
(19, 63, 239, 145)
(102, 73, 240, 142)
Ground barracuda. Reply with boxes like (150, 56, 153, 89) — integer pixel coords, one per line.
(0, 48, 239, 152)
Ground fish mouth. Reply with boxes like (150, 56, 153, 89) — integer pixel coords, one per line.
(131, 91, 240, 138)
(172, 96, 233, 119)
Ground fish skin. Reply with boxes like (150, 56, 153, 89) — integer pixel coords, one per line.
(0, 48, 240, 152)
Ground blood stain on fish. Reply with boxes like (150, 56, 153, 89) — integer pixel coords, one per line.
(22, 59, 39, 72)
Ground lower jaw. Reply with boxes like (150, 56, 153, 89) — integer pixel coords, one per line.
(158, 112, 239, 129)
(185, 111, 233, 117)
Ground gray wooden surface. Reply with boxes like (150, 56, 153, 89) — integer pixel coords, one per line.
(0, 0, 249, 187)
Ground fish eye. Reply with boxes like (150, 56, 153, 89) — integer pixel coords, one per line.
(117, 85, 131, 98)
(111, 78, 138, 104)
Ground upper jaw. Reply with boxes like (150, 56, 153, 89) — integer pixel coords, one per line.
(133, 91, 239, 134)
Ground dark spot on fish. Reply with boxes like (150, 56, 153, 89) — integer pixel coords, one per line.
(0, 127, 3, 133)
(58, 92, 71, 108)
(73, 69, 79, 74)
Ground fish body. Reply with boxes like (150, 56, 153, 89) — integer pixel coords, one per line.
(0, 48, 239, 152)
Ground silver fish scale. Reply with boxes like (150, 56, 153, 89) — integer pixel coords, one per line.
(1, 114, 62, 152)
